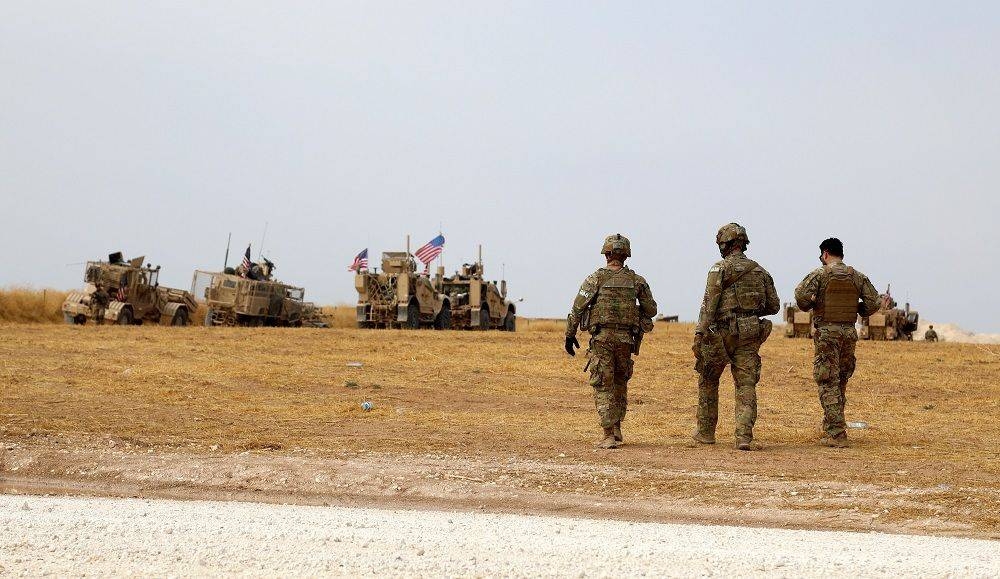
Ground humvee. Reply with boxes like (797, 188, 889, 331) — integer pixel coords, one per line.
(62, 252, 197, 325)
(439, 258, 516, 331)
(783, 303, 813, 338)
(355, 251, 449, 329)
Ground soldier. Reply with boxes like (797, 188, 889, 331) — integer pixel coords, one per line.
(794, 238, 881, 448)
(91, 283, 111, 325)
(924, 325, 939, 342)
(565, 234, 657, 449)
(693, 223, 780, 451)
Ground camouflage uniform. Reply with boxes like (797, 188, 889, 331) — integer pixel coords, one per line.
(566, 235, 656, 448)
(795, 261, 880, 442)
(91, 286, 110, 325)
(924, 327, 938, 342)
(694, 232, 780, 448)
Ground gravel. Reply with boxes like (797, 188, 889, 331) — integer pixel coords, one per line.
(1, 494, 998, 577)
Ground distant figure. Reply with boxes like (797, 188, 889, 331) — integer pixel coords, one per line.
(91, 283, 110, 325)
(795, 238, 881, 449)
(924, 325, 939, 342)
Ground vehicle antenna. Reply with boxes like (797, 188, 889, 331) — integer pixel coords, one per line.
(258, 222, 268, 260)
(223, 232, 232, 269)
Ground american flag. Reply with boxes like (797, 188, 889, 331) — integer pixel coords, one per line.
(116, 284, 127, 302)
(348, 248, 369, 272)
(241, 245, 252, 277)
(414, 235, 445, 269)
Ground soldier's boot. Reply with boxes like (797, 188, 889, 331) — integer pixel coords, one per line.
(595, 427, 620, 449)
(691, 430, 716, 445)
(735, 438, 754, 451)
(612, 422, 623, 444)
(820, 435, 849, 448)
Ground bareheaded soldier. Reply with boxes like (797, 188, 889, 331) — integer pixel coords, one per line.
(565, 234, 657, 449)
(794, 238, 880, 448)
(693, 223, 780, 451)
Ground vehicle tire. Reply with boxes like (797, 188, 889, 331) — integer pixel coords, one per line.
(479, 306, 490, 331)
(171, 308, 189, 326)
(406, 302, 420, 330)
(117, 308, 133, 326)
(503, 311, 516, 332)
(204, 308, 215, 327)
(74, 314, 87, 325)
(64, 313, 75, 325)
(434, 306, 452, 330)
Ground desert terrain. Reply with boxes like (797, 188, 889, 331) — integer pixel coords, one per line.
(2, 319, 999, 541)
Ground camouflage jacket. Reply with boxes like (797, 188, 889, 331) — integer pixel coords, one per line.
(566, 266, 656, 337)
(696, 252, 780, 335)
(91, 289, 111, 307)
(794, 261, 880, 325)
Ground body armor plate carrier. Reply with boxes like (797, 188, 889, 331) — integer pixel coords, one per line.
(822, 266, 860, 323)
(589, 270, 640, 330)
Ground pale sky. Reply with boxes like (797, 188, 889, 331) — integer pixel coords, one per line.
(2, 2, 998, 331)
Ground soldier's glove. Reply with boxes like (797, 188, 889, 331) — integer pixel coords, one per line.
(692, 333, 704, 357)
(565, 335, 581, 356)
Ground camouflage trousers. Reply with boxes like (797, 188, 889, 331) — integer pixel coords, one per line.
(812, 324, 857, 438)
(696, 320, 772, 442)
(587, 332, 634, 429)
(91, 306, 106, 324)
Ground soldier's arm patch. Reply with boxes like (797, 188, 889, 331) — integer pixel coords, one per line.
(578, 290, 591, 299)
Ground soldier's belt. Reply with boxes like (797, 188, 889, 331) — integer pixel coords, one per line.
(595, 323, 636, 331)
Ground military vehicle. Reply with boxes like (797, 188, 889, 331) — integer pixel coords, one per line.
(783, 303, 813, 338)
(354, 250, 450, 329)
(62, 252, 197, 325)
(192, 258, 314, 327)
(439, 248, 516, 331)
(860, 285, 919, 341)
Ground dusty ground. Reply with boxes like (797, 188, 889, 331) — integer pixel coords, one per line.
(2, 323, 999, 540)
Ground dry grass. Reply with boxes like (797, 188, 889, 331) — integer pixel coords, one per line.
(0, 287, 68, 323)
(2, 323, 999, 536)
(320, 304, 357, 329)
(517, 317, 565, 332)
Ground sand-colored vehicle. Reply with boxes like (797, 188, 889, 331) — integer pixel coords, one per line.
(355, 251, 450, 329)
(192, 260, 312, 327)
(783, 303, 813, 338)
(860, 286, 919, 341)
(62, 252, 197, 325)
(439, 256, 516, 331)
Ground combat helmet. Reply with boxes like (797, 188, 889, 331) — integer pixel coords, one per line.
(601, 234, 631, 258)
(716, 223, 749, 248)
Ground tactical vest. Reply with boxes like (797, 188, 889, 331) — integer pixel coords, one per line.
(718, 261, 766, 319)
(589, 269, 640, 328)
(821, 265, 860, 323)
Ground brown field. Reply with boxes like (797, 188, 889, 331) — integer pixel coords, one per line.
(2, 322, 999, 539)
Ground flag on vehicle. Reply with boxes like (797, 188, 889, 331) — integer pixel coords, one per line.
(414, 235, 445, 268)
(349, 248, 369, 272)
(116, 284, 127, 302)
(241, 245, 252, 277)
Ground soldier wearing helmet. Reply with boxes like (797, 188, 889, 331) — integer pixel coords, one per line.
(693, 223, 780, 451)
(794, 238, 881, 448)
(566, 234, 657, 449)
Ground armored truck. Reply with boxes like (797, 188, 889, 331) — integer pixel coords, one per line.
(355, 251, 450, 329)
(860, 288, 919, 341)
(783, 303, 813, 338)
(440, 260, 516, 331)
(62, 252, 197, 325)
(192, 259, 312, 327)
